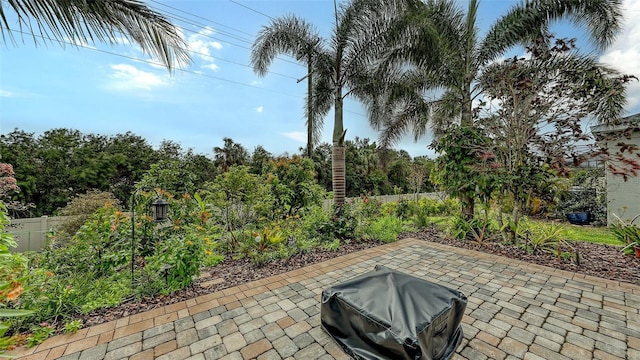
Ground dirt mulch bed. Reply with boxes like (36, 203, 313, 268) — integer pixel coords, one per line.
(80, 228, 639, 328)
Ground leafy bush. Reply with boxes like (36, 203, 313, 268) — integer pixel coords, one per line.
(301, 204, 358, 243)
(0, 202, 33, 353)
(142, 231, 205, 295)
(56, 190, 121, 240)
(365, 216, 403, 243)
(263, 156, 326, 218)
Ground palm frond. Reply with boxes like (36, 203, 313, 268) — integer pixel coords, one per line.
(478, 0, 622, 65)
(250, 15, 325, 76)
(1, 0, 190, 71)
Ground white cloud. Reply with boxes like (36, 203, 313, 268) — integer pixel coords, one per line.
(203, 63, 220, 71)
(256, 106, 263, 113)
(107, 64, 167, 91)
(281, 131, 306, 143)
(251, 80, 262, 86)
(187, 26, 223, 71)
(0, 89, 14, 97)
(599, 0, 640, 113)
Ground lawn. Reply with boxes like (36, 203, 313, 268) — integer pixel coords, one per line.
(554, 223, 621, 246)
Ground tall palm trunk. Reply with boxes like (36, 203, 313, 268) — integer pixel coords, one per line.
(460, 83, 475, 220)
(305, 57, 314, 158)
(332, 145, 346, 205)
(332, 86, 346, 205)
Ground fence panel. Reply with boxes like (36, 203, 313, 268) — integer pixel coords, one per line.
(6, 216, 69, 253)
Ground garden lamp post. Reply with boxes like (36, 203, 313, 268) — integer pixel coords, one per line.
(131, 190, 169, 292)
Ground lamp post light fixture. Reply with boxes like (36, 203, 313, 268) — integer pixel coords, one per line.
(131, 189, 169, 292)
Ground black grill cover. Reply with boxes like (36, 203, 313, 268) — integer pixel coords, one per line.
(321, 266, 467, 360)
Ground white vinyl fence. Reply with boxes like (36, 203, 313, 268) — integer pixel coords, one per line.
(6, 216, 70, 253)
(322, 192, 446, 211)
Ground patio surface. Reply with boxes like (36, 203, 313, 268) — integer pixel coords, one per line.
(11, 238, 640, 360)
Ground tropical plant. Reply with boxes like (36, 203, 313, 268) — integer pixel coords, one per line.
(517, 220, 573, 258)
(0, 202, 33, 353)
(1, 0, 190, 70)
(610, 213, 640, 255)
(448, 214, 497, 243)
(251, 0, 415, 206)
(478, 37, 631, 233)
(370, 0, 624, 219)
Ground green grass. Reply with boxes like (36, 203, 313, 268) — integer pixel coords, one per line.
(426, 216, 450, 226)
(541, 222, 621, 246)
(423, 216, 622, 246)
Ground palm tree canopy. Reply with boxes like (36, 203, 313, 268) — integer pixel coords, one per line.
(1, 0, 190, 71)
(372, 0, 624, 147)
(251, 0, 419, 145)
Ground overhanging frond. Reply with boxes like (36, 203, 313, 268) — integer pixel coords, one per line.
(478, 0, 622, 65)
(1, 0, 190, 71)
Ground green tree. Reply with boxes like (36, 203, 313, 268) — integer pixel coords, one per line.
(264, 156, 325, 217)
(249, 145, 273, 175)
(183, 150, 218, 186)
(311, 143, 332, 191)
(1, 0, 190, 70)
(477, 37, 633, 239)
(372, 0, 623, 218)
(213, 138, 249, 173)
(105, 132, 158, 205)
(251, 0, 413, 206)
(136, 160, 197, 196)
(0, 131, 38, 217)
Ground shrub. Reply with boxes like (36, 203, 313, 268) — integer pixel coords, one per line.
(301, 204, 358, 243)
(142, 231, 205, 295)
(447, 215, 498, 243)
(610, 213, 640, 255)
(56, 190, 121, 240)
(365, 216, 403, 243)
(0, 202, 33, 353)
(516, 220, 573, 257)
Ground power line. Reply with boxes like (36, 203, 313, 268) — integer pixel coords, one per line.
(149, 0, 256, 38)
(147, 1, 305, 68)
(4, 28, 304, 99)
(229, 0, 273, 20)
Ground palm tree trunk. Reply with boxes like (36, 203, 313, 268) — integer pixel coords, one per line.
(332, 145, 346, 205)
(306, 58, 313, 158)
(332, 87, 346, 206)
(460, 87, 475, 220)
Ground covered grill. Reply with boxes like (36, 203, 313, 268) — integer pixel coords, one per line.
(321, 266, 467, 360)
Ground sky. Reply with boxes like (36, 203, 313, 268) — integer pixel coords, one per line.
(1, 0, 639, 159)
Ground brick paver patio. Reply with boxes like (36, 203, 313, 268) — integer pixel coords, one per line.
(11, 238, 640, 359)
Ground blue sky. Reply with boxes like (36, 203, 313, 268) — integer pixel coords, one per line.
(1, 0, 639, 159)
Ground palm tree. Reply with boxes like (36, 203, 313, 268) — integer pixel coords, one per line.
(250, 0, 414, 206)
(370, 0, 623, 218)
(213, 137, 249, 173)
(1, 0, 190, 71)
